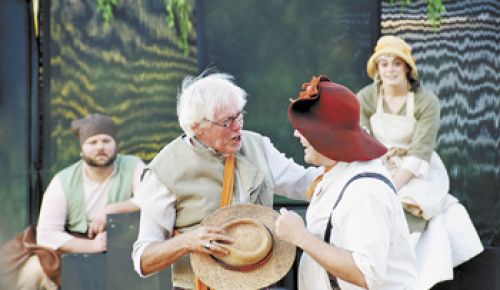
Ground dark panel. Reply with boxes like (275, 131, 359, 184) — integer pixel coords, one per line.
(60, 210, 309, 290)
(107, 212, 171, 290)
(61, 253, 106, 290)
(197, 0, 379, 167)
(60, 213, 172, 290)
(0, 0, 31, 243)
(431, 247, 500, 290)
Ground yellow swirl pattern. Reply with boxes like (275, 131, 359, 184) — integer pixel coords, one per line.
(47, 0, 197, 174)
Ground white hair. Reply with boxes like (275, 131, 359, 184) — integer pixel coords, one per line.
(177, 72, 247, 136)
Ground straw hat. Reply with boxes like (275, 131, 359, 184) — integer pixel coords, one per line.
(289, 75, 387, 162)
(191, 204, 296, 290)
(366, 35, 419, 81)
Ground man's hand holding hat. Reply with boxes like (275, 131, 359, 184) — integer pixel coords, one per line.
(180, 225, 233, 256)
(191, 204, 296, 290)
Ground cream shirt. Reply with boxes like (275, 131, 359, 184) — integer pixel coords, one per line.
(37, 161, 145, 249)
(132, 135, 321, 277)
(299, 160, 417, 290)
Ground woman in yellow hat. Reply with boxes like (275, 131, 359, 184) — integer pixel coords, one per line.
(358, 35, 483, 289)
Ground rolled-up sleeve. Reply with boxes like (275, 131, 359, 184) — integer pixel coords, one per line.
(262, 136, 321, 201)
(336, 181, 395, 289)
(132, 170, 176, 277)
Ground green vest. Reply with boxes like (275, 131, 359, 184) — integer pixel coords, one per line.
(148, 130, 275, 288)
(58, 154, 140, 233)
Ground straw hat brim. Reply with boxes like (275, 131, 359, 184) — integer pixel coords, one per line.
(191, 204, 296, 290)
(367, 47, 419, 81)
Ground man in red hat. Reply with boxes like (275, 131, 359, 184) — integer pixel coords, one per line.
(275, 76, 418, 290)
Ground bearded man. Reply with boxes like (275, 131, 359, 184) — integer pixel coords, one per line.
(15, 113, 145, 290)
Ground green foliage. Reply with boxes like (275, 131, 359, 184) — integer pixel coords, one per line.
(386, 0, 446, 26)
(97, 0, 120, 25)
(96, 0, 193, 55)
(427, 0, 446, 26)
(165, 0, 193, 56)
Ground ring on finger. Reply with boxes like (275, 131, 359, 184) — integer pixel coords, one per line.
(204, 241, 212, 250)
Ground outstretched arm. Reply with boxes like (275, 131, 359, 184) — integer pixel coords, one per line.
(59, 231, 107, 253)
(263, 136, 322, 201)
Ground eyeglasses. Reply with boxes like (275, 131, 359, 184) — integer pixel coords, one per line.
(205, 111, 246, 128)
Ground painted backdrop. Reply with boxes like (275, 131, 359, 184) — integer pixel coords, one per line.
(381, 0, 499, 246)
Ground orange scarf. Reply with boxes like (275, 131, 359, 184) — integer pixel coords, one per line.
(195, 154, 235, 290)
(305, 165, 334, 200)
(219, 154, 235, 208)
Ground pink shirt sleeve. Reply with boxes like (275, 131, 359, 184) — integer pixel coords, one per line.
(36, 176, 76, 250)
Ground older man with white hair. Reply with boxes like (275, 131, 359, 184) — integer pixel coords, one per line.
(132, 72, 320, 290)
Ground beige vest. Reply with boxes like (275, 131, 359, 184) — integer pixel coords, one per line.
(58, 154, 140, 233)
(149, 130, 275, 288)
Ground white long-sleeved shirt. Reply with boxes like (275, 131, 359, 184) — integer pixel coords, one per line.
(36, 160, 145, 249)
(132, 135, 321, 276)
(299, 160, 417, 290)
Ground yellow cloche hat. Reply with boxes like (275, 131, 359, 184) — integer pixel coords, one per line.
(367, 35, 419, 81)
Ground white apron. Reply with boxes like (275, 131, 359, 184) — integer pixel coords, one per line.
(370, 92, 449, 219)
(370, 93, 483, 289)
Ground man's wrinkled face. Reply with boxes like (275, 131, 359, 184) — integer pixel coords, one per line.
(194, 101, 244, 155)
(80, 134, 117, 167)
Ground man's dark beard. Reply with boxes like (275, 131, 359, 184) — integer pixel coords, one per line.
(81, 152, 117, 168)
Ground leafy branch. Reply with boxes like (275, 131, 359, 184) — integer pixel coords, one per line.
(96, 0, 193, 55)
(97, 0, 120, 25)
(386, 0, 446, 26)
(165, 0, 193, 56)
(426, 0, 446, 26)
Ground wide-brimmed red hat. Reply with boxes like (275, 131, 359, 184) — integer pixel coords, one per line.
(289, 75, 387, 162)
